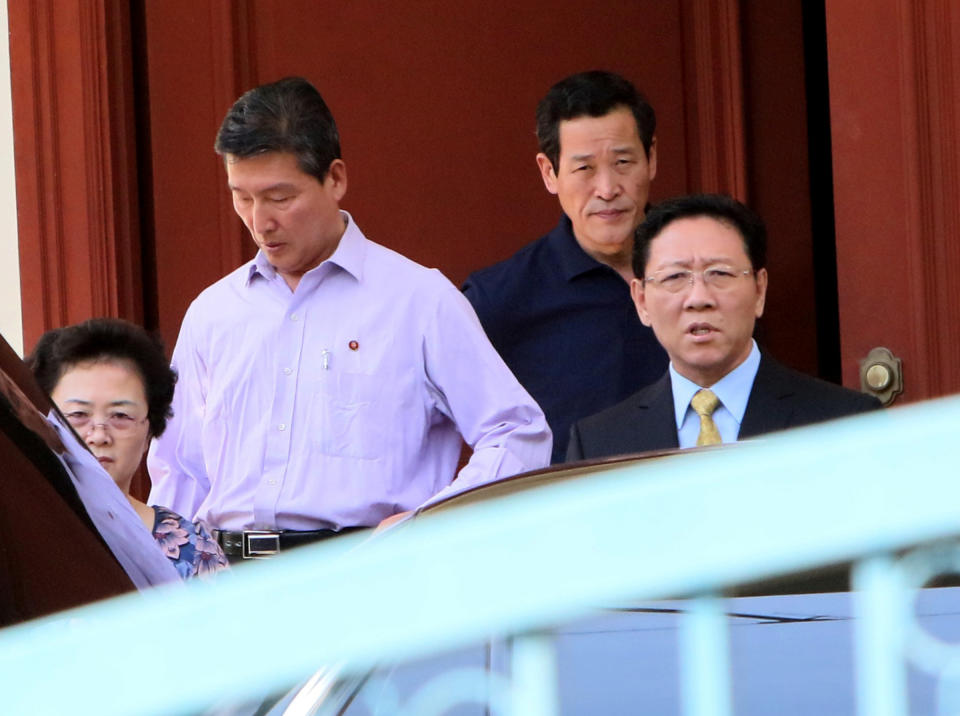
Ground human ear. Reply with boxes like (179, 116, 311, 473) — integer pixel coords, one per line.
(535, 153, 559, 195)
(631, 278, 651, 326)
(326, 159, 349, 201)
(754, 267, 768, 318)
(646, 137, 658, 182)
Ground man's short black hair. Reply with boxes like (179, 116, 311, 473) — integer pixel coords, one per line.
(633, 194, 768, 278)
(535, 70, 656, 172)
(214, 76, 341, 182)
(27, 318, 177, 438)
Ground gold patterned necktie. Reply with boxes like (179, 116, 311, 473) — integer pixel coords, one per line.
(690, 389, 722, 446)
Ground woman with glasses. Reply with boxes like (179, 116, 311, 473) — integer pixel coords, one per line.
(28, 318, 228, 579)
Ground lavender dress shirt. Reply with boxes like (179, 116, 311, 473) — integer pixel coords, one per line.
(147, 213, 552, 531)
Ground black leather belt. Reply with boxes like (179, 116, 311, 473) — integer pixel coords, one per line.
(214, 528, 365, 560)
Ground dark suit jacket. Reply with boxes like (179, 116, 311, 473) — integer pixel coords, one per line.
(566, 354, 882, 461)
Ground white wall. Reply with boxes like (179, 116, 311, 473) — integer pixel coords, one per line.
(0, 4, 21, 356)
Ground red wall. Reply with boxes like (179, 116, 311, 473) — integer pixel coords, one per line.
(140, 0, 690, 349)
(11, 0, 824, 383)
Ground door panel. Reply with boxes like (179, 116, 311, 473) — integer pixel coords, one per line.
(826, 0, 960, 402)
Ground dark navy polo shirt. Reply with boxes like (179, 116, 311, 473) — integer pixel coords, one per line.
(462, 216, 668, 463)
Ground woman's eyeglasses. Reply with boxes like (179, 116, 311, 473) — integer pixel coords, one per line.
(63, 411, 147, 435)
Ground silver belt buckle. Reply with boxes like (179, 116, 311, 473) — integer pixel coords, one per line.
(242, 530, 281, 559)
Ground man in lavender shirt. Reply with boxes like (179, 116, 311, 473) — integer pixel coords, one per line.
(147, 77, 551, 561)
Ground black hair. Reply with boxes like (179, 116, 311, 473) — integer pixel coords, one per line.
(215, 76, 341, 181)
(535, 70, 656, 171)
(633, 194, 768, 278)
(27, 318, 177, 438)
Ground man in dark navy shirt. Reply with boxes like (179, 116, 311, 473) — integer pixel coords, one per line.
(463, 71, 667, 462)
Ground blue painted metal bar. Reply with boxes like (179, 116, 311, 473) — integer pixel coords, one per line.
(896, 545, 960, 715)
(2, 397, 960, 713)
(937, 665, 960, 715)
(511, 632, 559, 716)
(901, 544, 960, 675)
(396, 667, 510, 715)
(852, 555, 908, 716)
(680, 594, 732, 716)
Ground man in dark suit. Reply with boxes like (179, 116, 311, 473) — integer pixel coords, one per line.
(567, 194, 881, 460)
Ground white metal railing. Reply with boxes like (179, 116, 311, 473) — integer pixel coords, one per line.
(2, 395, 960, 714)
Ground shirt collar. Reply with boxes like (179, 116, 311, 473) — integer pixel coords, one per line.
(548, 215, 613, 282)
(323, 211, 365, 281)
(670, 340, 761, 430)
(243, 210, 365, 287)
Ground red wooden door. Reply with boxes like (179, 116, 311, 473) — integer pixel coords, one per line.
(826, 0, 960, 403)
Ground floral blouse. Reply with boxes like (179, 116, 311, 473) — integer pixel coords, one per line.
(151, 505, 229, 579)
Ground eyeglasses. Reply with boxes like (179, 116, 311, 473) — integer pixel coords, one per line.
(644, 265, 754, 293)
(63, 411, 147, 435)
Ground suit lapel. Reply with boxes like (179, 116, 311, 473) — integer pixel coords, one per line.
(739, 355, 797, 438)
(633, 372, 680, 450)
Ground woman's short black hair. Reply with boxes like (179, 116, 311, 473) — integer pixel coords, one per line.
(27, 318, 177, 437)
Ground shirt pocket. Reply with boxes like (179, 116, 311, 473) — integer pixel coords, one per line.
(310, 371, 382, 460)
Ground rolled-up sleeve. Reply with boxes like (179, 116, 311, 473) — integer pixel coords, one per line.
(422, 279, 552, 493)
